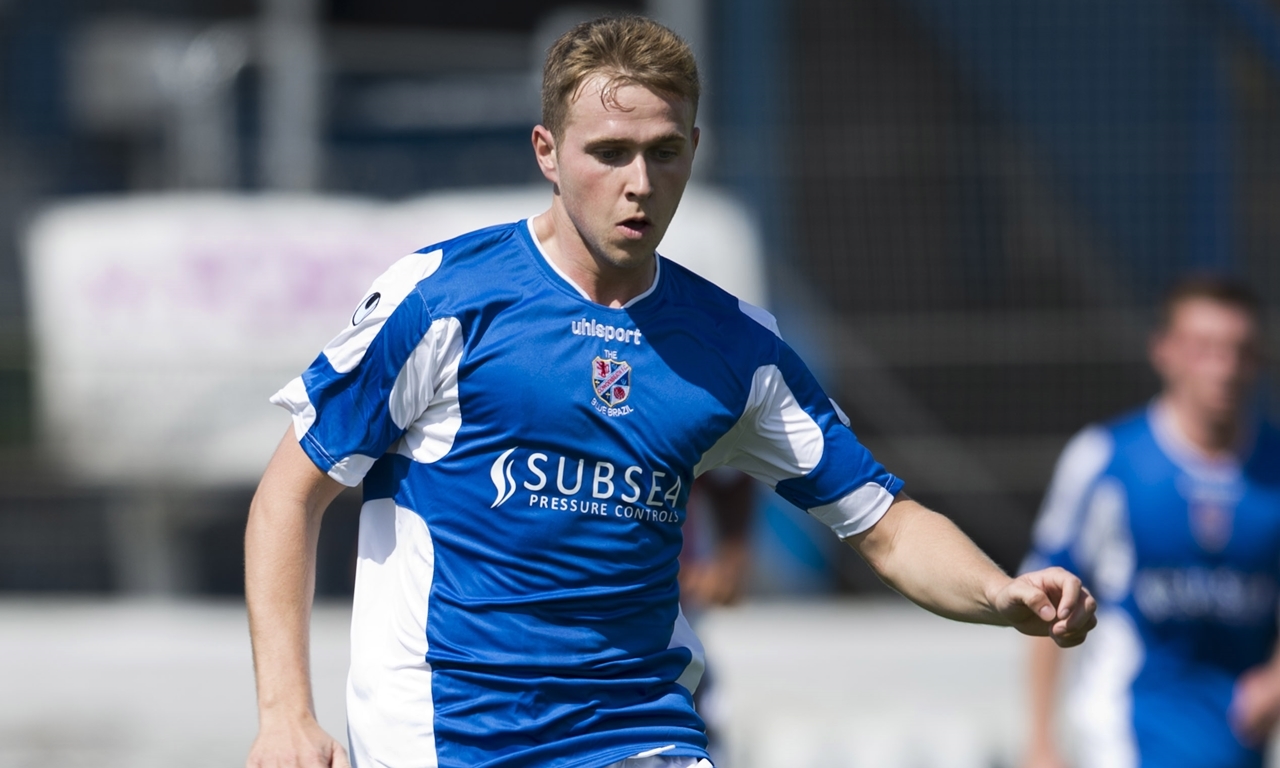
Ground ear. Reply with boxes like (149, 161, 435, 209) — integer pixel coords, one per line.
(691, 126, 700, 153)
(532, 125, 559, 184)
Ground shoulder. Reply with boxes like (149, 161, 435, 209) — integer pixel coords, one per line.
(419, 220, 528, 277)
(389, 220, 531, 312)
(1052, 423, 1116, 486)
(1246, 420, 1280, 472)
(1054, 408, 1150, 469)
(369, 221, 524, 292)
(1104, 407, 1152, 444)
(339, 221, 528, 338)
(1030, 422, 1119, 556)
(658, 256, 782, 342)
(1060, 407, 1163, 472)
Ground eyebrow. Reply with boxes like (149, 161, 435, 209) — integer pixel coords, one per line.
(583, 132, 689, 149)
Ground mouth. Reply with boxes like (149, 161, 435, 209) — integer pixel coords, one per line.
(617, 216, 652, 239)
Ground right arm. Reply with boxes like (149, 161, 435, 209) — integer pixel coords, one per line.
(1024, 636, 1068, 768)
(245, 429, 350, 768)
(246, 248, 447, 766)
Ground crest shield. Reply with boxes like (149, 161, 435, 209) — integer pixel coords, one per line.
(591, 357, 632, 406)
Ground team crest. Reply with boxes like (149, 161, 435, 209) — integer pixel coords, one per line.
(1190, 501, 1234, 553)
(1181, 477, 1241, 554)
(592, 356, 632, 407)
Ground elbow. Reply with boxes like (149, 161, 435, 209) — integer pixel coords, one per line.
(846, 495, 922, 584)
(846, 522, 901, 584)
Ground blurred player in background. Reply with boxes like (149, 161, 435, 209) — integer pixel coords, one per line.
(246, 14, 1095, 768)
(679, 469, 756, 762)
(1023, 277, 1280, 768)
(679, 470, 755, 609)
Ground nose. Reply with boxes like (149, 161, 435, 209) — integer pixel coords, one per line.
(625, 155, 652, 199)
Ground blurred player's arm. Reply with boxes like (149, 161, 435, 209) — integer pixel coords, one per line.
(848, 495, 1096, 647)
(1231, 639, 1280, 746)
(245, 429, 351, 768)
(680, 470, 755, 607)
(1023, 637, 1068, 768)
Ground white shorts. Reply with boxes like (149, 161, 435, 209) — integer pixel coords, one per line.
(605, 757, 714, 768)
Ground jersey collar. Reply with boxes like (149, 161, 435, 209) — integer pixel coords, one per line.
(1147, 399, 1255, 481)
(524, 218, 661, 309)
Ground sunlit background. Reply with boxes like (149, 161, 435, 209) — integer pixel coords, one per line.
(2, 0, 1280, 766)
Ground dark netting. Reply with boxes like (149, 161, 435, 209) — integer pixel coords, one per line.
(728, 0, 1280, 573)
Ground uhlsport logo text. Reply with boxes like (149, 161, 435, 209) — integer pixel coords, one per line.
(572, 318, 642, 345)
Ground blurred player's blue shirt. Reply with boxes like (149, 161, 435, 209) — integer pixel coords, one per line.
(1025, 404, 1280, 768)
(272, 220, 902, 768)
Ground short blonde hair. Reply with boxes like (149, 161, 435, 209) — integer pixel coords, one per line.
(541, 15, 700, 140)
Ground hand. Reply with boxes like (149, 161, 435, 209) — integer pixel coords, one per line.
(1231, 663, 1280, 746)
(990, 567, 1096, 648)
(247, 713, 350, 768)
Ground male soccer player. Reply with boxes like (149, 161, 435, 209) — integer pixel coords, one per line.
(1022, 278, 1280, 768)
(246, 15, 1095, 768)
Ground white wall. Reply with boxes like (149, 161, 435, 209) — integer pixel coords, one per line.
(24, 186, 763, 487)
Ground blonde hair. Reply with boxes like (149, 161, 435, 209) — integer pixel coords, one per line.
(541, 15, 700, 140)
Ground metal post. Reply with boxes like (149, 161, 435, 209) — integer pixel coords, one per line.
(259, 0, 323, 190)
(160, 24, 249, 188)
(646, 0, 713, 176)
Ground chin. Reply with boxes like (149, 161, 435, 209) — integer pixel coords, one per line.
(605, 245, 655, 269)
(1203, 401, 1241, 425)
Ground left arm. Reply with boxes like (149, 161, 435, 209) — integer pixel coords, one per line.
(848, 495, 1096, 647)
(1232, 640, 1280, 746)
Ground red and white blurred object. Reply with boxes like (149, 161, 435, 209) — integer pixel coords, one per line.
(23, 186, 764, 486)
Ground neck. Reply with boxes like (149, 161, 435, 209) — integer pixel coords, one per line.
(532, 207, 656, 308)
(1159, 394, 1243, 459)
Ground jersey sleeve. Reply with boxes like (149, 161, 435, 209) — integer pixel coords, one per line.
(269, 249, 455, 486)
(696, 340, 903, 539)
(1020, 425, 1114, 577)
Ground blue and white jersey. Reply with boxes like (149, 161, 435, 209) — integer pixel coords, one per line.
(272, 220, 903, 768)
(1025, 404, 1280, 768)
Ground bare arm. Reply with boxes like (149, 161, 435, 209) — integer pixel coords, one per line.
(1231, 638, 1280, 746)
(1023, 637, 1068, 768)
(848, 496, 1096, 646)
(245, 429, 350, 768)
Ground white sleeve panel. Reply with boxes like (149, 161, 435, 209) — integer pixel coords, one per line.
(323, 249, 444, 374)
(325, 454, 378, 487)
(1032, 426, 1114, 553)
(667, 606, 706, 693)
(391, 317, 465, 465)
(269, 376, 375, 485)
(1074, 476, 1135, 603)
(829, 398, 852, 428)
(694, 364, 824, 485)
(738, 298, 782, 337)
(809, 482, 897, 539)
(270, 375, 317, 440)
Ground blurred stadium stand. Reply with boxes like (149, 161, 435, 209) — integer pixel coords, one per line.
(775, 0, 1280, 589)
(0, 0, 1278, 595)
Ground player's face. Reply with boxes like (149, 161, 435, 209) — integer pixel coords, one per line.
(1152, 298, 1262, 424)
(539, 76, 698, 272)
